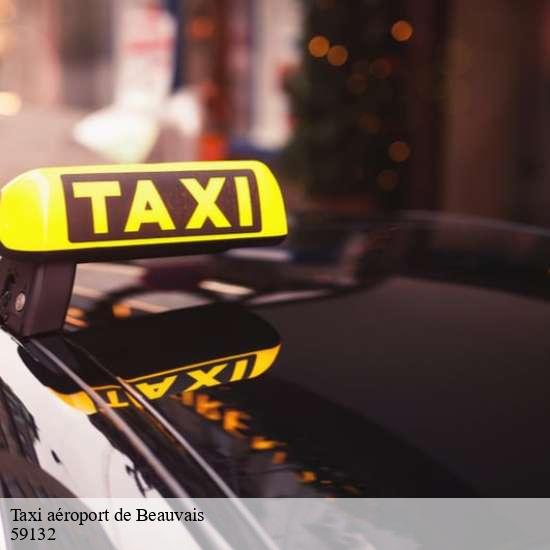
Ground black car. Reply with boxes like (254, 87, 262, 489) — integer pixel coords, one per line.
(1, 211, 549, 501)
(0, 161, 549, 549)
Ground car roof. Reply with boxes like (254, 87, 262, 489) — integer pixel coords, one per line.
(4, 213, 550, 497)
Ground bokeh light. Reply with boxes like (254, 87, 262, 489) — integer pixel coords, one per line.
(391, 20, 413, 42)
(308, 35, 330, 57)
(112, 303, 132, 319)
(388, 141, 411, 162)
(327, 45, 348, 66)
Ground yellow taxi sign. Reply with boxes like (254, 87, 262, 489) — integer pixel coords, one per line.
(0, 161, 287, 259)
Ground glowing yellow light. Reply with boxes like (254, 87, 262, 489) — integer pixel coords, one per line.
(65, 316, 88, 328)
(223, 410, 250, 437)
(67, 307, 84, 318)
(370, 58, 392, 79)
(112, 303, 132, 318)
(391, 20, 413, 42)
(250, 436, 279, 451)
(299, 470, 317, 483)
(377, 170, 399, 191)
(327, 45, 348, 66)
(196, 394, 222, 421)
(388, 141, 411, 162)
(66, 306, 88, 328)
(308, 35, 330, 58)
(0, 91, 21, 116)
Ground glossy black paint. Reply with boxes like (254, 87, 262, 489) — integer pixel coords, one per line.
(34, 305, 472, 497)
(0, 213, 549, 497)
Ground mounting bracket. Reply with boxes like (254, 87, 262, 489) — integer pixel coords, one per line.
(0, 257, 76, 337)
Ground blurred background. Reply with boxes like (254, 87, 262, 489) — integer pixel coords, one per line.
(0, 0, 549, 226)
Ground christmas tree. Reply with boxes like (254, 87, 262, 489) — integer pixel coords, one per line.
(285, 0, 412, 208)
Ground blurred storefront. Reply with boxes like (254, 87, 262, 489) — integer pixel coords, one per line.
(0, 0, 301, 166)
(182, 0, 301, 158)
(0, 0, 549, 226)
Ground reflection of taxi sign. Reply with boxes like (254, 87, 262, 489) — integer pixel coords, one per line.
(0, 161, 287, 337)
(52, 345, 280, 416)
(20, 305, 281, 415)
(0, 161, 287, 258)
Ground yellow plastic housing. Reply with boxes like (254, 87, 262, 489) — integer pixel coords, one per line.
(0, 161, 287, 259)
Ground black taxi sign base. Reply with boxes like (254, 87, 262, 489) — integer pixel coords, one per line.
(0, 258, 76, 337)
(0, 161, 287, 336)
